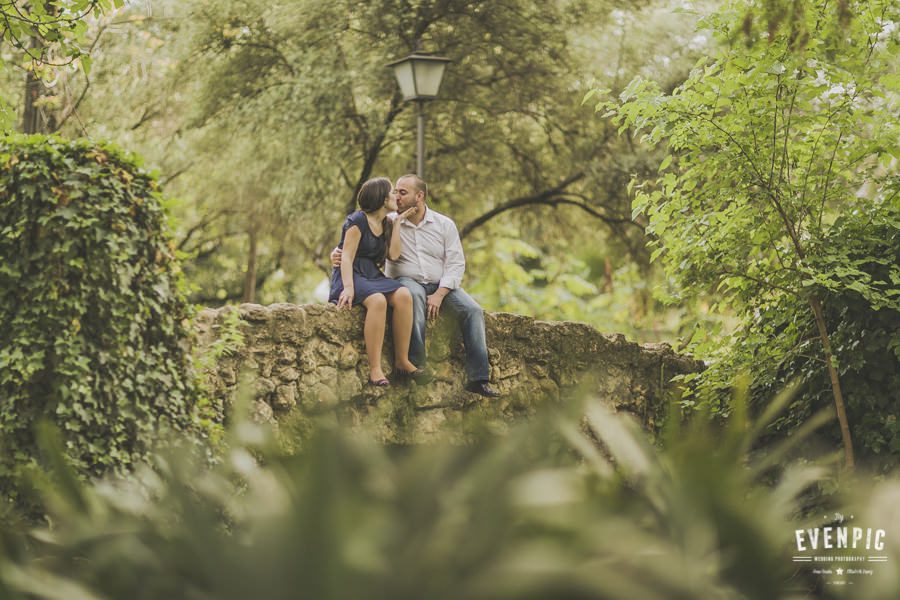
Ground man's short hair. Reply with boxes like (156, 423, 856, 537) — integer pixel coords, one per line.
(399, 174, 427, 198)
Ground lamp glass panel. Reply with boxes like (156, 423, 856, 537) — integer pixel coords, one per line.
(392, 61, 416, 100)
(412, 61, 447, 97)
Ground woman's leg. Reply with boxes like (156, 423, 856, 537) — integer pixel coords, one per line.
(362, 293, 388, 381)
(386, 287, 416, 372)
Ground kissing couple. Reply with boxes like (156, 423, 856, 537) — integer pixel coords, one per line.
(329, 174, 499, 397)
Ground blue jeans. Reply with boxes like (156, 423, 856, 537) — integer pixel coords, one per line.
(395, 277, 491, 383)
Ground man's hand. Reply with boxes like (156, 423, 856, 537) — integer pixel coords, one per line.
(426, 292, 444, 321)
(330, 247, 342, 267)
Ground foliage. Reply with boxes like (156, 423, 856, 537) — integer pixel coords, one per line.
(0, 1, 120, 130)
(0, 134, 198, 500)
(593, 0, 899, 466)
(737, 0, 855, 48)
(0, 1, 114, 65)
(38, 0, 709, 312)
(172, 0, 638, 301)
(4, 389, 897, 599)
(190, 305, 244, 442)
(690, 208, 900, 470)
(468, 232, 680, 341)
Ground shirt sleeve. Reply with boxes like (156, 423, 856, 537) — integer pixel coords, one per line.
(439, 217, 466, 290)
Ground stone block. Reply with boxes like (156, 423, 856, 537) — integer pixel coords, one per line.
(255, 377, 276, 399)
(239, 303, 272, 322)
(277, 366, 300, 382)
(338, 343, 359, 369)
(273, 384, 296, 410)
(277, 346, 297, 364)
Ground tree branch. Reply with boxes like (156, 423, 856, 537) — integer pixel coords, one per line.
(675, 108, 805, 258)
(54, 70, 90, 131)
(130, 106, 160, 130)
(344, 92, 405, 214)
(53, 21, 108, 132)
(718, 269, 799, 296)
(768, 77, 780, 188)
(458, 172, 640, 240)
(177, 208, 235, 252)
(816, 129, 843, 231)
(159, 162, 195, 187)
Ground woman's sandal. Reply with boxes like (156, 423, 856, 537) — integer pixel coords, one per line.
(368, 378, 390, 387)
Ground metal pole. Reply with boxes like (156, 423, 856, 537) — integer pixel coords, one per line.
(416, 100, 425, 178)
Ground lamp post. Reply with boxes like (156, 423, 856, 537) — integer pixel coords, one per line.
(387, 51, 451, 179)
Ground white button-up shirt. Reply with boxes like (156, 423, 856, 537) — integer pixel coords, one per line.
(385, 207, 465, 290)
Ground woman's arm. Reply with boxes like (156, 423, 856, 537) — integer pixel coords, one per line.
(386, 206, 416, 261)
(387, 217, 402, 261)
(337, 226, 361, 309)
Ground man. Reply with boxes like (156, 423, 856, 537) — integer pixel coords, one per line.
(332, 174, 499, 397)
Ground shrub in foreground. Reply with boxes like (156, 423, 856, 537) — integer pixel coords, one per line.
(1, 394, 897, 599)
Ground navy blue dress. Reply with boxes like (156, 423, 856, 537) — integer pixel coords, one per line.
(329, 211, 403, 306)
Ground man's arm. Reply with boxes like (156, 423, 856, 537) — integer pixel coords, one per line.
(427, 218, 466, 320)
(438, 218, 465, 290)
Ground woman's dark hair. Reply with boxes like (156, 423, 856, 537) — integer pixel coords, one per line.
(357, 177, 392, 213)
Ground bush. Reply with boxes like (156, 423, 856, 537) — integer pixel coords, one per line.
(0, 134, 197, 496)
(689, 209, 900, 471)
(0, 393, 897, 600)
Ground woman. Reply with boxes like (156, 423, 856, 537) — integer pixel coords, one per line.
(329, 177, 421, 386)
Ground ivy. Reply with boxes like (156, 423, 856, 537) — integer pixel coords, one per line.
(0, 134, 198, 499)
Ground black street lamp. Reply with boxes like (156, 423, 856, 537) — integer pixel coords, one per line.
(387, 52, 451, 179)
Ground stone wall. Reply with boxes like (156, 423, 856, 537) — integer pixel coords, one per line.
(195, 303, 704, 443)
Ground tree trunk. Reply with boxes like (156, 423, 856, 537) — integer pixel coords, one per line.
(809, 295, 855, 470)
(22, 68, 42, 133)
(22, 58, 56, 133)
(242, 228, 258, 304)
(21, 16, 57, 134)
(603, 257, 614, 293)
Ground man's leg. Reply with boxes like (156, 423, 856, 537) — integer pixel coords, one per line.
(442, 288, 491, 384)
(396, 277, 427, 368)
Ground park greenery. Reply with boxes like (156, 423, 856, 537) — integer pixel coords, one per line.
(0, 0, 897, 596)
(592, 0, 898, 469)
(1, 391, 898, 600)
(0, 135, 203, 511)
